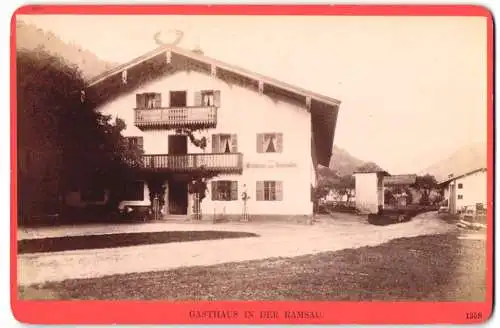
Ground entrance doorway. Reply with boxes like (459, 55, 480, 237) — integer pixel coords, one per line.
(168, 181, 188, 215)
(168, 135, 188, 169)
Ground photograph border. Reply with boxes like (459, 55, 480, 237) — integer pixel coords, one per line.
(10, 4, 494, 324)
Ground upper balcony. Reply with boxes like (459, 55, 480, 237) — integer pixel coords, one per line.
(134, 106, 218, 130)
(140, 152, 243, 174)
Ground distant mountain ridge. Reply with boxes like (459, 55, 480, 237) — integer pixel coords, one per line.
(328, 145, 378, 176)
(419, 142, 487, 182)
(16, 19, 117, 80)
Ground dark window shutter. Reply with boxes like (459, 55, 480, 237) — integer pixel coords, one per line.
(276, 181, 283, 201)
(256, 134, 264, 153)
(230, 181, 238, 200)
(256, 181, 264, 201)
(211, 181, 218, 201)
(213, 90, 221, 107)
(230, 134, 238, 153)
(136, 94, 146, 108)
(212, 134, 220, 153)
(194, 91, 202, 106)
(276, 133, 283, 153)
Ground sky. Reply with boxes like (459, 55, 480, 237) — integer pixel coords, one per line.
(17, 15, 488, 174)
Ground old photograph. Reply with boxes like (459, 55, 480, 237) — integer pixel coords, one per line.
(15, 14, 488, 302)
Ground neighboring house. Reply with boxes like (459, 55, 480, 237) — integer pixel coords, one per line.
(439, 168, 487, 215)
(68, 44, 341, 218)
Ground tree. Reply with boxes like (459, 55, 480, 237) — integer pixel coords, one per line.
(334, 175, 355, 206)
(355, 162, 384, 173)
(412, 174, 438, 205)
(384, 188, 395, 205)
(17, 49, 141, 221)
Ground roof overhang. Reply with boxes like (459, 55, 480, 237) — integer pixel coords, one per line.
(84, 45, 341, 167)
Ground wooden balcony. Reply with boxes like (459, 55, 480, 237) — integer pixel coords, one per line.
(134, 106, 217, 130)
(141, 153, 243, 173)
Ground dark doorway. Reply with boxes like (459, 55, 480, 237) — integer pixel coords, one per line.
(168, 181, 188, 215)
(168, 135, 188, 155)
(170, 91, 187, 107)
(168, 135, 188, 170)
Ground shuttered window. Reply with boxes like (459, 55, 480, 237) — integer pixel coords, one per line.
(194, 90, 221, 107)
(212, 134, 238, 153)
(256, 181, 283, 201)
(126, 137, 144, 152)
(256, 133, 283, 153)
(211, 181, 238, 201)
(136, 93, 161, 109)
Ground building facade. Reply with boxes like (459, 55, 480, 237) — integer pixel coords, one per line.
(68, 45, 341, 219)
(441, 168, 487, 214)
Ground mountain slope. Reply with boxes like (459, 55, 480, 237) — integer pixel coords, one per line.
(419, 142, 487, 182)
(16, 20, 117, 80)
(328, 145, 372, 176)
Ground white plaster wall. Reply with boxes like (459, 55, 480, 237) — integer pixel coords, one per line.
(98, 70, 313, 215)
(442, 185, 451, 210)
(454, 170, 487, 211)
(354, 173, 379, 213)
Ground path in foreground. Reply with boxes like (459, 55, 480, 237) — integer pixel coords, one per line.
(19, 233, 486, 301)
(17, 212, 454, 286)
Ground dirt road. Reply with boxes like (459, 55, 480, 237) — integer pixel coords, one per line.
(17, 211, 456, 286)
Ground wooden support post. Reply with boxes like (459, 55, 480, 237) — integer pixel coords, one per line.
(306, 96, 312, 111)
(121, 70, 128, 85)
(211, 64, 217, 78)
(166, 50, 172, 64)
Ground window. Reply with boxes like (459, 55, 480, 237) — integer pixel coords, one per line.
(122, 181, 144, 201)
(212, 134, 238, 153)
(125, 137, 144, 152)
(211, 181, 238, 201)
(256, 181, 283, 201)
(458, 183, 463, 189)
(257, 133, 283, 153)
(81, 187, 106, 202)
(170, 91, 187, 107)
(458, 194, 463, 200)
(136, 93, 161, 109)
(202, 91, 214, 106)
(194, 90, 221, 107)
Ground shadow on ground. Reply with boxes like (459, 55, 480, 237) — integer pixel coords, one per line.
(18, 231, 260, 254)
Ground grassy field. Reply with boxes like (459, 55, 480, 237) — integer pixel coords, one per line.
(19, 233, 486, 301)
(18, 230, 259, 254)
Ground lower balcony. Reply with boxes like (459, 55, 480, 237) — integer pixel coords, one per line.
(141, 153, 243, 173)
(134, 106, 217, 130)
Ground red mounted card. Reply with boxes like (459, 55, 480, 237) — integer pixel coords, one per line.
(11, 4, 494, 325)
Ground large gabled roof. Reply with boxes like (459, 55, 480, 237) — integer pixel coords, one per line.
(84, 44, 342, 167)
(86, 43, 341, 108)
(438, 167, 487, 185)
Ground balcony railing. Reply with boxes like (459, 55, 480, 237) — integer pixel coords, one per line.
(134, 106, 217, 130)
(141, 153, 243, 173)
